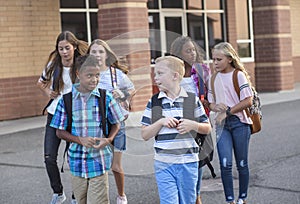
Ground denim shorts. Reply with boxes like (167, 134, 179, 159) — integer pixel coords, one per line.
(113, 121, 126, 152)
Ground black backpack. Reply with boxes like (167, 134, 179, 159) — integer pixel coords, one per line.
(60, 88, 112, 172)
(151, 92, 216, 178)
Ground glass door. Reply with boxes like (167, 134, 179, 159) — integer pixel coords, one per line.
(160, 13, 185, 55)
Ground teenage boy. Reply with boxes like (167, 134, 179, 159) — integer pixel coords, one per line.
(50, 55, 125, 204)
(141, 56, 211, 204)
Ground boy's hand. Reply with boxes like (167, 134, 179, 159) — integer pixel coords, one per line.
(176, 119, 196, 134)
(79, 137, 96, 148)
(161, 117, 180, 128)
(93, 138, 110, 149)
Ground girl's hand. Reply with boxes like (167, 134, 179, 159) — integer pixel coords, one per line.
(112, 89, 125, 99)
(214, 103, 227, 112)
(215, 112, 226, 125)
(49, 90, 59, 99)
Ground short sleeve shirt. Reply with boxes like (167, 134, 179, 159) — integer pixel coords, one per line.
(50, 84, 125, 178)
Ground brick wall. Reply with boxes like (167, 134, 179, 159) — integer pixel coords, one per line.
(252, 0, 294, 91)
(0, 0, 61, 121)
(290, 0, 300, 82)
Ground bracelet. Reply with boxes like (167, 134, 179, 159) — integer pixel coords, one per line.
(226, 106, 232, 117)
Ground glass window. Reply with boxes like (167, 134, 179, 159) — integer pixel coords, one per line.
(60, 0, 98, 43)
(187, 13, 204, 48)
(61, 13, 87, 41)
(235, 0, 252, 58)
(161, 0, 183, 8)
(90, 13, 98, 40)
(89, 0, 98, 8)
(149, 13, 161, 61)
(238, 43, 251, 58)
(147, 0, 159, 9)
(60, 0, 85, 8)
(165, 17, 183, 53)
(186, 0, 203, 10)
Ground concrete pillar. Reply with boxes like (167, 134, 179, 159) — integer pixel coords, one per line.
(97, 0, 152, 111)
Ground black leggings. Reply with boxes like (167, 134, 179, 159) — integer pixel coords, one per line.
(44, 114, 63, 194)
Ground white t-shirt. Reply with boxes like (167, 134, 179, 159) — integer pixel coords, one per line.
(180, 77, 197, 95)
(39, 66, 72, 115)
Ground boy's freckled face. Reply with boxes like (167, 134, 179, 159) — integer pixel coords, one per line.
(77, 66, 101, 93)
(154, 61, 174, 92)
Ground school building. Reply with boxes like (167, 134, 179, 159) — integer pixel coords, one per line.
(0, 0, 299, 121)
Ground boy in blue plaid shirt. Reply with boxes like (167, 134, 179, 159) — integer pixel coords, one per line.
(50, 55, 125, 204)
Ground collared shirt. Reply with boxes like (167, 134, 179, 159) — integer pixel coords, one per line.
(50, 84, 125, 178)
(141, 88, 209, 164)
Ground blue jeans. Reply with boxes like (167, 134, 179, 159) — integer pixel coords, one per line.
(216, 115, 251, 202)
(154, 161, 198, 204)
(196, 167, 203, 196)
(44, 114, 63, 194)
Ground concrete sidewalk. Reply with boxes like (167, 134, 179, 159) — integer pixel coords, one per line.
(1, 83, 300, 136)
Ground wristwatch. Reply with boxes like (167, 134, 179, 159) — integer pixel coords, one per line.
(226, 106, 232, 117)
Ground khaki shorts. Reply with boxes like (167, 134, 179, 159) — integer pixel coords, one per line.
(71, 172, 109, 204)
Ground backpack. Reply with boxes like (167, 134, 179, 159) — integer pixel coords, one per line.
(151, 92, 216, 178)
(42, 67, 60, 115)
(60, 88, 112, 172)
(211, 69, 262, 134)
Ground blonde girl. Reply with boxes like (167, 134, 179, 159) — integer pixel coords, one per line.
(208, 42, 253, 204)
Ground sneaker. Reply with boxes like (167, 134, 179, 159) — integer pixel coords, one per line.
(117, 194, 127, 204)
(50, 192, 66, 204)
(237, 199, 246, 204)
(71, 198, 77, 204)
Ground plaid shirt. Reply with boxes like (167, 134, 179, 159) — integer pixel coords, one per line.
(50, 84, 125, 178)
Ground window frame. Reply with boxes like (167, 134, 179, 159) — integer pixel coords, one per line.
(59, 0, 98, 44)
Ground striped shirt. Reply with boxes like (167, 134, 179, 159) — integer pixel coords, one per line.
(50, 84, 125, 178)
(141, 88, 209, 164)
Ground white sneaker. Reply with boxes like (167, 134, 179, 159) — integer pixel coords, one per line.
(50, 192, 66, 204)
(236, 198, 246, 204)
(117, 194, 127, 204)
(71, 198, 77, 204)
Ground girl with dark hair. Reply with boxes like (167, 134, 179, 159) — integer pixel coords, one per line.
(37, 31, 88, 204)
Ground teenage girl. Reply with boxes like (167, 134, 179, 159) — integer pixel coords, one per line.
(208, 42, 253, 204)
(170, 36, 211, 204)
(88, 39, 135, 204)
(37, 31, 88, 204)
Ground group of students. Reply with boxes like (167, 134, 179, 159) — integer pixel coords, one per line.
(37, 31, 254, 204)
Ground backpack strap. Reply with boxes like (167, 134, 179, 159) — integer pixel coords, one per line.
(110, 66, 117, 89)
(210, 72, 218, 102)
(195, 63, 205, 101)
(98, 88, 109, 137)
(42, 67, 60, 115)
(151, 93, 162, 124)
(232, 69, 251, 117)
(61, 91, 72, 173)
